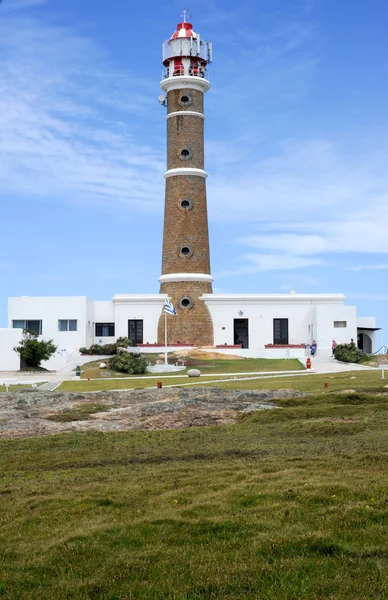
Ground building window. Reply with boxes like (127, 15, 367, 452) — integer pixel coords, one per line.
(273, 319, 289, 345)
(179, 245, 193, 257)
(95, 323, 115, 337)
(180, 94, 191, 105)
(58, 320, 78, 332)
(128, 320, 143, 345)
(179, 148, 192, 160)
(12, 320, 42, 335)
(334, 321, 347, 328)
(179, 198, 193, 211)
(179, 297, 193, 309)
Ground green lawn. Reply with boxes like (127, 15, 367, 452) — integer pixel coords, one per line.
(0, 383, 46, 393)
(0, 388, 387, 598)
(57, 368, 384, 394)
(76, 357, 304, 380)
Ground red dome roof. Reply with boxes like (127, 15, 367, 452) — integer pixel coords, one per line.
(170, 22, 197, 40)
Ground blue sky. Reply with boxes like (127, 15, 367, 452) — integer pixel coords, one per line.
(0, 0, 387, 345)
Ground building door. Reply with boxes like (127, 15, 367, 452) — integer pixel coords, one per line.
(128, 320, 143, 345)
(358, 333, 372, 354)
(234, 319, 249, 348)
(273, 319, 289, 345)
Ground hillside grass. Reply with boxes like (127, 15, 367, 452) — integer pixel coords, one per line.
(0, 386, 387, 598)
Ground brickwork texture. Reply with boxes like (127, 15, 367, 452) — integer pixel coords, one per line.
(158, 85, 214, 346)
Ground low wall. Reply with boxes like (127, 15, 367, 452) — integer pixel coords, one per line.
(0, 329, 22, 371)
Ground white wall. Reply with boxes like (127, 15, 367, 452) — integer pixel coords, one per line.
(0, 329, 22, 370)
(8, 296, 90, 349)
(113, 295, 166, 344)
(202, 294, 348, 355)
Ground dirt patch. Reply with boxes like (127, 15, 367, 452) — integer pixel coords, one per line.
(162, 349, 244, 361)
(0, 388, 305, 439)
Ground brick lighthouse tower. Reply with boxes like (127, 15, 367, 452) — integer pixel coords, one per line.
(157, 10, 214, 346)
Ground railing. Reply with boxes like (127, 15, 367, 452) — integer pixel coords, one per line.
(162, 68, 210, 82)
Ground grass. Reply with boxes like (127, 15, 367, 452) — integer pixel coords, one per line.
(45, 403, 111, 422)
(0, 385, 388, 598)
(76, 357, 304, 380)
(0, 383, 46, 393)
(57, 368, 385, 394)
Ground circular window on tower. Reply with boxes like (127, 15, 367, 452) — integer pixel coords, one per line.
(179, 198, 194, 211)
(179, 147, 192, 161)
(179, 296, 193, 310)
(179, 94, 192, 107)
(179, 245, 193, 258)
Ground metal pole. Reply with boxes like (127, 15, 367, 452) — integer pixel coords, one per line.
(164, 311, 168, 365)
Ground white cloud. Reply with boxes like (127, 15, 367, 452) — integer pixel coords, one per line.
(1, 0, 46, 12)
(217, 253, 324, 277)
(347, 265, 388, 272)
(0, 13, 164, 211)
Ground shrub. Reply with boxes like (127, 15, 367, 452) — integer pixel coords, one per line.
(109, 352, 147, 375)
(79, 339, 133, 356)
(334, 343, 368, 364)
(14, 331, 57, 368)
(116, 337, 133, 348)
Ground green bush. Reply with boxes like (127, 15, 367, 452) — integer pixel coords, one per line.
(14, 331, 57, 368)
(79, 339, 133, 355)
(116, 337, 132, 348)
(334, 343, 368, 364)
(109, 352, 147, 375)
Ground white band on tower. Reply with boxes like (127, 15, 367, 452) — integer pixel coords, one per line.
(159, 273, 214, 284)
(164, 168, 208, 179)
(166, 111, 205, 120)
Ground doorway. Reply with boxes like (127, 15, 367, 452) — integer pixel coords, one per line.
(234, 319, 249, 348)
(128, 320, 143, 345)
(357, 333, 372, 354)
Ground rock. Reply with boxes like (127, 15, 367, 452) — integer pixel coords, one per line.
(187, 369, 201, 377)
(0, 387, 305, 440)
(99, 363, 107, 369)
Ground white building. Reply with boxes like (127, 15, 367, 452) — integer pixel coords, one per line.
(0, 291, 378, 370)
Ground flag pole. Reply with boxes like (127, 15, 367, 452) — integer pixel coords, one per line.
(164, 310, 168, 365)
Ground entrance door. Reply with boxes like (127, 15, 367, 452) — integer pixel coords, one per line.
(128, 320, 143, 345)
(273, 319, 289, 345)
(234, 319, 249, 348)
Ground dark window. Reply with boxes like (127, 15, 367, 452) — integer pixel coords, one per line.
(179, 297, 193, 309)
(273, 319, 289, 344)
(180, 95, 190, 104)
(95, 323, 115, 337)
(12, 320, 42, 335)
(180, 199, 192, 210)
(128, 320, 143, 345)
(180, 246, 191, 256)
(234, 319, 249, 349)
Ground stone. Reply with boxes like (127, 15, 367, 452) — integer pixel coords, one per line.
(187, 369, 201, 377)
(99, 363, 107, 369)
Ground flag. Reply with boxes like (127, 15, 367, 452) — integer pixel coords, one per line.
(163, 300, 176, 316)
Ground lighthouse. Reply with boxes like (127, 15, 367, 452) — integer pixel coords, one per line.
(157, 10, 214, 346)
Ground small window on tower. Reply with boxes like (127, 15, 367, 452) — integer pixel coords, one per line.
(179, 198, 193, 211)
(179, 297, 193, 309)
(180, 148, 192, 160)
(179, 245, 192, 257)
(179, 94, 191, 106)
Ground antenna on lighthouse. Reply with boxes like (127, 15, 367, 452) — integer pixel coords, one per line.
(180, 7, 191, 23)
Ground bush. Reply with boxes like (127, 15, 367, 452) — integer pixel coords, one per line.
(334, 343, 369, 364)
(109, 352, 147, 375)
(116, 337, 132, 348)
(14, 331, 57, 368)
(79, 338, 133, 355)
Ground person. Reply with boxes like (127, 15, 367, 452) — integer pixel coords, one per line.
(332, 339, 337, 356)
(311, 340, 317, 356)
(350, 338, 355, 346)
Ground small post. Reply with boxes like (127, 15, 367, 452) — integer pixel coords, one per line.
(382, 364, 385, 381)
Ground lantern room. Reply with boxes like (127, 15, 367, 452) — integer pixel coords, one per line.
(162, 14, 212, 80)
